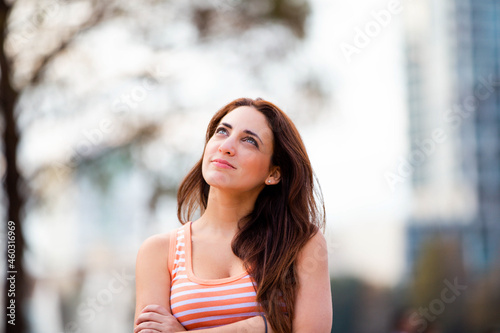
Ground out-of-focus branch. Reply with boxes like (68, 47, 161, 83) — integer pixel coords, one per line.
(1, 1, 15, 100)
(30, 0, 110, 85)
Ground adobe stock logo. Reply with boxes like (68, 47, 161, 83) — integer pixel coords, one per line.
(62, 268, 135, 333)
(339, 0, 403, 64)
(384, 73, 499, 192)
(409, 278, 467, 332)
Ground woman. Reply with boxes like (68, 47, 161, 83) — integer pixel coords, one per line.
(134, 98, 332, 332)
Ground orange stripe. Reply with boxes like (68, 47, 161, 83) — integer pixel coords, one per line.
(185, 315, 258, 330)
(176, 304, 260, 323)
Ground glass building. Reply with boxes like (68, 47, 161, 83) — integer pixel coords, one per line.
(404, 0, 500, 276)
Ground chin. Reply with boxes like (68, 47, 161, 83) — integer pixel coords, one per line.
(204, 176, 229, 189)
(205, 179, 241, 192)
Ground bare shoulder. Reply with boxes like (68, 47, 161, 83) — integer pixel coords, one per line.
(308, 230, 327, 246)
(136, 232, 172, 263)
(296, 230, 329, 274)
(139, 232, 171, 251)
(299, 231, 328, 258)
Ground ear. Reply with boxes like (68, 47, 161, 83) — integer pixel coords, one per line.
(266, 166, 281, 185)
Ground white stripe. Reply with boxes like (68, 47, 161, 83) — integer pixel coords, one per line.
(172, 266, 186, 275)
(170, 282, 256, 300)
(178, 229, 185, 234)
(171, 292, 257, 309)
(177, 235, 185, 240)
(175, 302, 258, 318)
(174, 258, 185, 265)
(176, 250, 185, 255)
(173, 274, 188, 282)
(181, 312, 262, 326)
(171, 281, 198, 290)
(176, 242, 185, 248)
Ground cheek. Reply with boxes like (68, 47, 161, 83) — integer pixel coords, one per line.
(205, 138, 218, 153)
(201, 141, 216, 173)
(203, 140, 218, 160)
(244, 154, 272, 178)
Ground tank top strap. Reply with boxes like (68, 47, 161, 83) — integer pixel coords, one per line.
(168, 223, 190, 281)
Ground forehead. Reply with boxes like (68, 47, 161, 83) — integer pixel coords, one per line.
(220, 106, 273, 140)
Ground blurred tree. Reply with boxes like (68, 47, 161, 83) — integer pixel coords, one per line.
(465, 262, 500, 332)
(410, 237, 467, 333)
(192, 0, 310, 38)
(411, 238, 450, 307)
(1, 0, 321, 331)
(1, 1, 111, 331)
(1, 1, 26, 332)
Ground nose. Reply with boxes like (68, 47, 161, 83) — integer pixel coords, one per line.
(218, 138, 235, 156)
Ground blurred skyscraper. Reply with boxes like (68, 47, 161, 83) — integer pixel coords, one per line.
(404, 0, 500, 276)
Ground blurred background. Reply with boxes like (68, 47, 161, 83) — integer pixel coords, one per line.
(1, 0, 499, 332)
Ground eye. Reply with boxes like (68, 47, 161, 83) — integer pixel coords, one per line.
(243, 136, 259, 147)
(215, 127, 228, 135)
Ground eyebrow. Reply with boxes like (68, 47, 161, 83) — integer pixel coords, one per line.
(220, 122, 264, 145)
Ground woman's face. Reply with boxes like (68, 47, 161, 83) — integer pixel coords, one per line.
(202, 106, 278, 194)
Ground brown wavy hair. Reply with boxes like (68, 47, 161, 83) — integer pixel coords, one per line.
(177, 97, 325, 332)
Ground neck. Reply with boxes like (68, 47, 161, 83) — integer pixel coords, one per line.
(196, 186, 262, 236)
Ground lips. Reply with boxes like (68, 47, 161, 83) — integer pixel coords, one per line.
(211, 158, 236, 169)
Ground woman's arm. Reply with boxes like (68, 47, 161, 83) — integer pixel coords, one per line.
(292, 231, 333, 332)
(134, 233, 185, 332)
(136, 306, 272, 333)
(135, 233, 171, 320)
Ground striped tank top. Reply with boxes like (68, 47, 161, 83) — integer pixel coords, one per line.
(168, 222, 263, 330)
